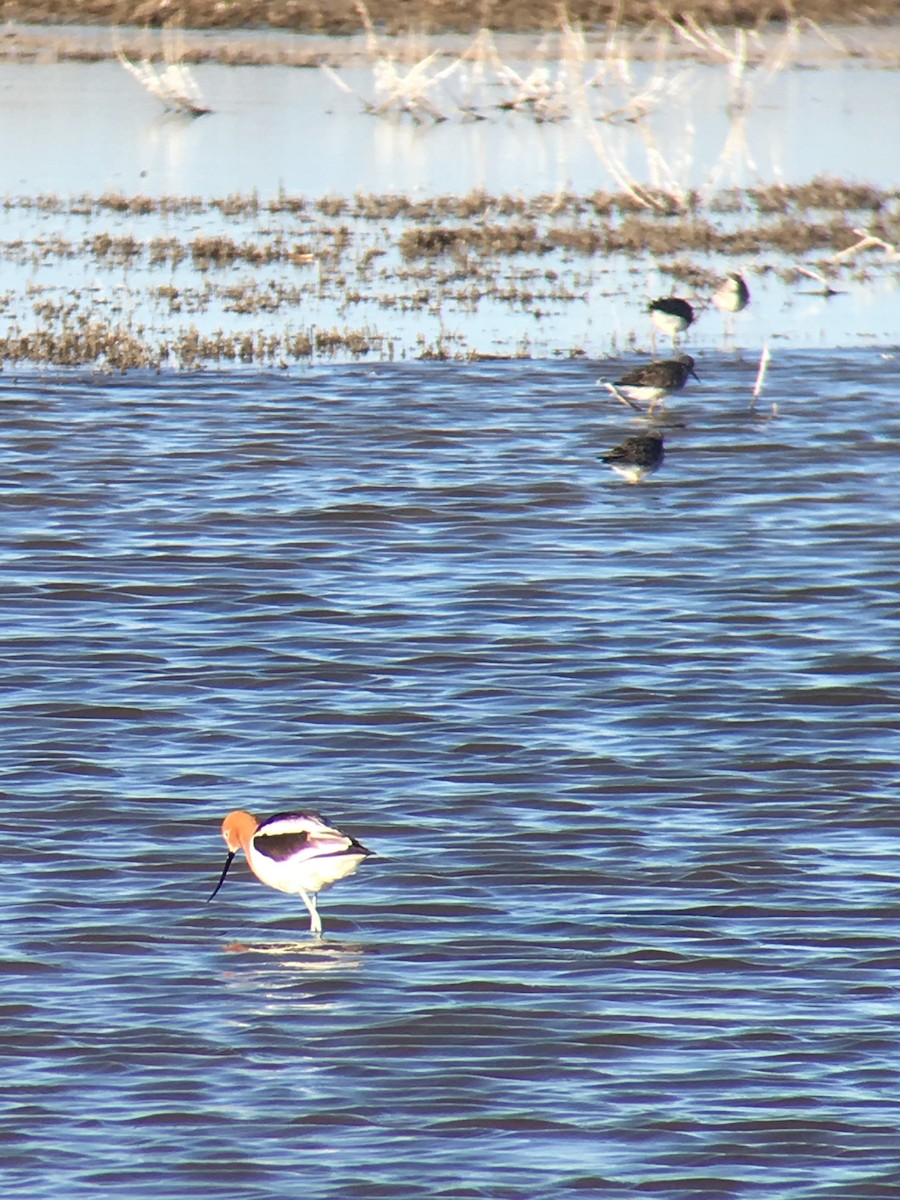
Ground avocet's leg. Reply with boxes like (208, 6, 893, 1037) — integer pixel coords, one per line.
(300, 889, 322, 936)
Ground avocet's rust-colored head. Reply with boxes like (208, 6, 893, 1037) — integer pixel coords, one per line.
(221, 810, 260, 853)
(208, 810, 260, 902)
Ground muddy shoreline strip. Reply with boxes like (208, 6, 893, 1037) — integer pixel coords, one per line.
(1, 10, 899, 66)
(3, 1, 900, 37)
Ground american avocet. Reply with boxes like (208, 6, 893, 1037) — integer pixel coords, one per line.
(713, 272, 750, 314)
(649, 296, 695, 341)
(605, 354, 698, 413)
(208, 810, 373, 936)
(601, 431, 665, 484)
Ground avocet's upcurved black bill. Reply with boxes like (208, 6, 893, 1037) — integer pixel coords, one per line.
(208, 851, 236, 901)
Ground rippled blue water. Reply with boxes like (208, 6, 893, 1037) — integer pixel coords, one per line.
(3, 350, 900, 1198)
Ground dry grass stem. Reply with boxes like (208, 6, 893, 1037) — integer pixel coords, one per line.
(830, 229, 899, 264)
(320, 1, 465, 121)
(116, 23, 210, 116)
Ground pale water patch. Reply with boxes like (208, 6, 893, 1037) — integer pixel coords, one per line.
(0, 54, 898, 197)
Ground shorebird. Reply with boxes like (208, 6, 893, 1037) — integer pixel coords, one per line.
(713, 272, 750, 314)
(601, 431, 665, 484)
(208, 810, 373, 936)
(604, 353, 698, 413)
(649, 296, 695, 342)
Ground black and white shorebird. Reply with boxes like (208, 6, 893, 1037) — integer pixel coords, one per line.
(601, 431, 665, 485)
(604, 353, 698, 413)
(649, 296, 695, 342)
(209, 810, 373, 936)
(712, 272, 750, 314)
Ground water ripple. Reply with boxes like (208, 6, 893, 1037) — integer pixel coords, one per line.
(2, 351, 900, 1198)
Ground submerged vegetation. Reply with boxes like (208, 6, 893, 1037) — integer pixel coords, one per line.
(0, 180, 897, 368)
(0, 7, 896, 367)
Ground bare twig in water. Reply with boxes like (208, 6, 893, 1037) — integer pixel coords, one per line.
(320, 1, 462, 122)
(752, 342, 771, 404)
(665, 8, 801, 199)
(830, 228, 899, 263)
(489, 23, 572, 121)
(452, 28, 494, 118)
(566, 17, 687, 213)
(794, 264, 840, 295)
(116, 24, 210, 116)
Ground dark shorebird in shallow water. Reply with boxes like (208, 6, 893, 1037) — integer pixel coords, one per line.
(209, 810, 373, 936)
(713, 272, 750, 314)
(601, 431, 665, 484)
(649, 296, 694, 341)
(604, 353, 698, 413)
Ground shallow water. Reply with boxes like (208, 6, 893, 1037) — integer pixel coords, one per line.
(1, 52, 899, 197)
(2, 351, 900, 1197)
(1, 45, 899, 360)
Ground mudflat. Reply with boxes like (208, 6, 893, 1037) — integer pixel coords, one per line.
(2, 0, 898, 36)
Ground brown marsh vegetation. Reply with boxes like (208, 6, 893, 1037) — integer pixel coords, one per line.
(3, 1, 899, 38)
(0, 9, 896, 367)
(2, 4, 899, 73)
(1, 180, 897, 368)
